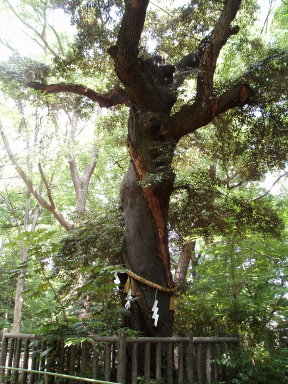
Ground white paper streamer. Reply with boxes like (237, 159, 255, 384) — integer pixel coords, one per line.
(114, 273, 121, 290)
(152, 294, 159, 327)
(125, 288, 133, 309)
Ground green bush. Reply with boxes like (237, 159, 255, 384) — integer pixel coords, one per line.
(217, 347, 288, 384)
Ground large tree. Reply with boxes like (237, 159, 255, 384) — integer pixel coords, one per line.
(1, 0, 287, 336)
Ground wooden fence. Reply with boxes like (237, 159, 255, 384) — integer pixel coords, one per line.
(0, 329, 239, 384)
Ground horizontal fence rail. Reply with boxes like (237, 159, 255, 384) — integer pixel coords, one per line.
(0, 328, 239, 384)
(0, 366, 120, 384)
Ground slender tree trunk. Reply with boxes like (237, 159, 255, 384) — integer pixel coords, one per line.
(13, 246, 28, 333)
(12, 191, 40, 332)
(175, 241, 196, 287)
(12, 190, 30, 333)
(191, 248, 200, 281)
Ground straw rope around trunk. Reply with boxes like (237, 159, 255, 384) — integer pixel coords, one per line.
(126, 270, 178, 294)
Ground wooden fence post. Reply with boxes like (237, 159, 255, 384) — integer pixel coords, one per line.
(0, 328, 9, 379)
(235, 333, 241, 348)
(12, 338, 22, 383)
(117, 335, 127, 384)
(187, 334, 195, 384)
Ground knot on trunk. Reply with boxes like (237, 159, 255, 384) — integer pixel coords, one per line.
(140, 112, 163, 137)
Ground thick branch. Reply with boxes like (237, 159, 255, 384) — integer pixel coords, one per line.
(27, 82, 128, 108)
(165, 83, 252, 139)
(109, 0, 166, 110)
(196, 0, 241, 99)
(114, 0, 149, 57)
(174, 25, 239, 90)
(175, 34, 212, 72)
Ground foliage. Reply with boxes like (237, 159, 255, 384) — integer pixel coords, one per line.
(0, 2, 287, 377)
(0, 248, 17, 329)
(216, 347, 288, 384)
(174, 232, 288, 336)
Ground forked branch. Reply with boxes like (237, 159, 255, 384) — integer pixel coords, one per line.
(0, 118, 73, 231)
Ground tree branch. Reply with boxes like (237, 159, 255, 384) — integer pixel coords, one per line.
(48, 23, 65, 55)
(27, 82, 128, 108)
(0, 118, 72, 231)
(83, 145, 98, 185)
(243, 246, 282, 264)
(109, 0, 167, 110)
(113, 0, 149, 56)
(38, 162, 55, 210)
(165, 83, 252, 139)
(252, 171, 288, 201)
(3, 0, 59, 58)
(2, 189, 21, 232)
(196, 0, 242, 99)
(67, 114, 81, 195)
(65, 113, 97, 215)
(0, 36, 18, 54)
(69, 153, 81, 190)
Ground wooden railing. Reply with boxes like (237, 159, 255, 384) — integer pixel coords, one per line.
(0, 328, 239, 384)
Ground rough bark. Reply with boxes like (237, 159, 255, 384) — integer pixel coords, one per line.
(121, 163, 174, 336)
(119, 103, 177, 335)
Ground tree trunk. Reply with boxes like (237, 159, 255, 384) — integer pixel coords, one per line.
(175, 241, 196, 287)
(12, 191, 40, 333)
(120, 111, 176, 336)
(13, 246, 28, 333)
